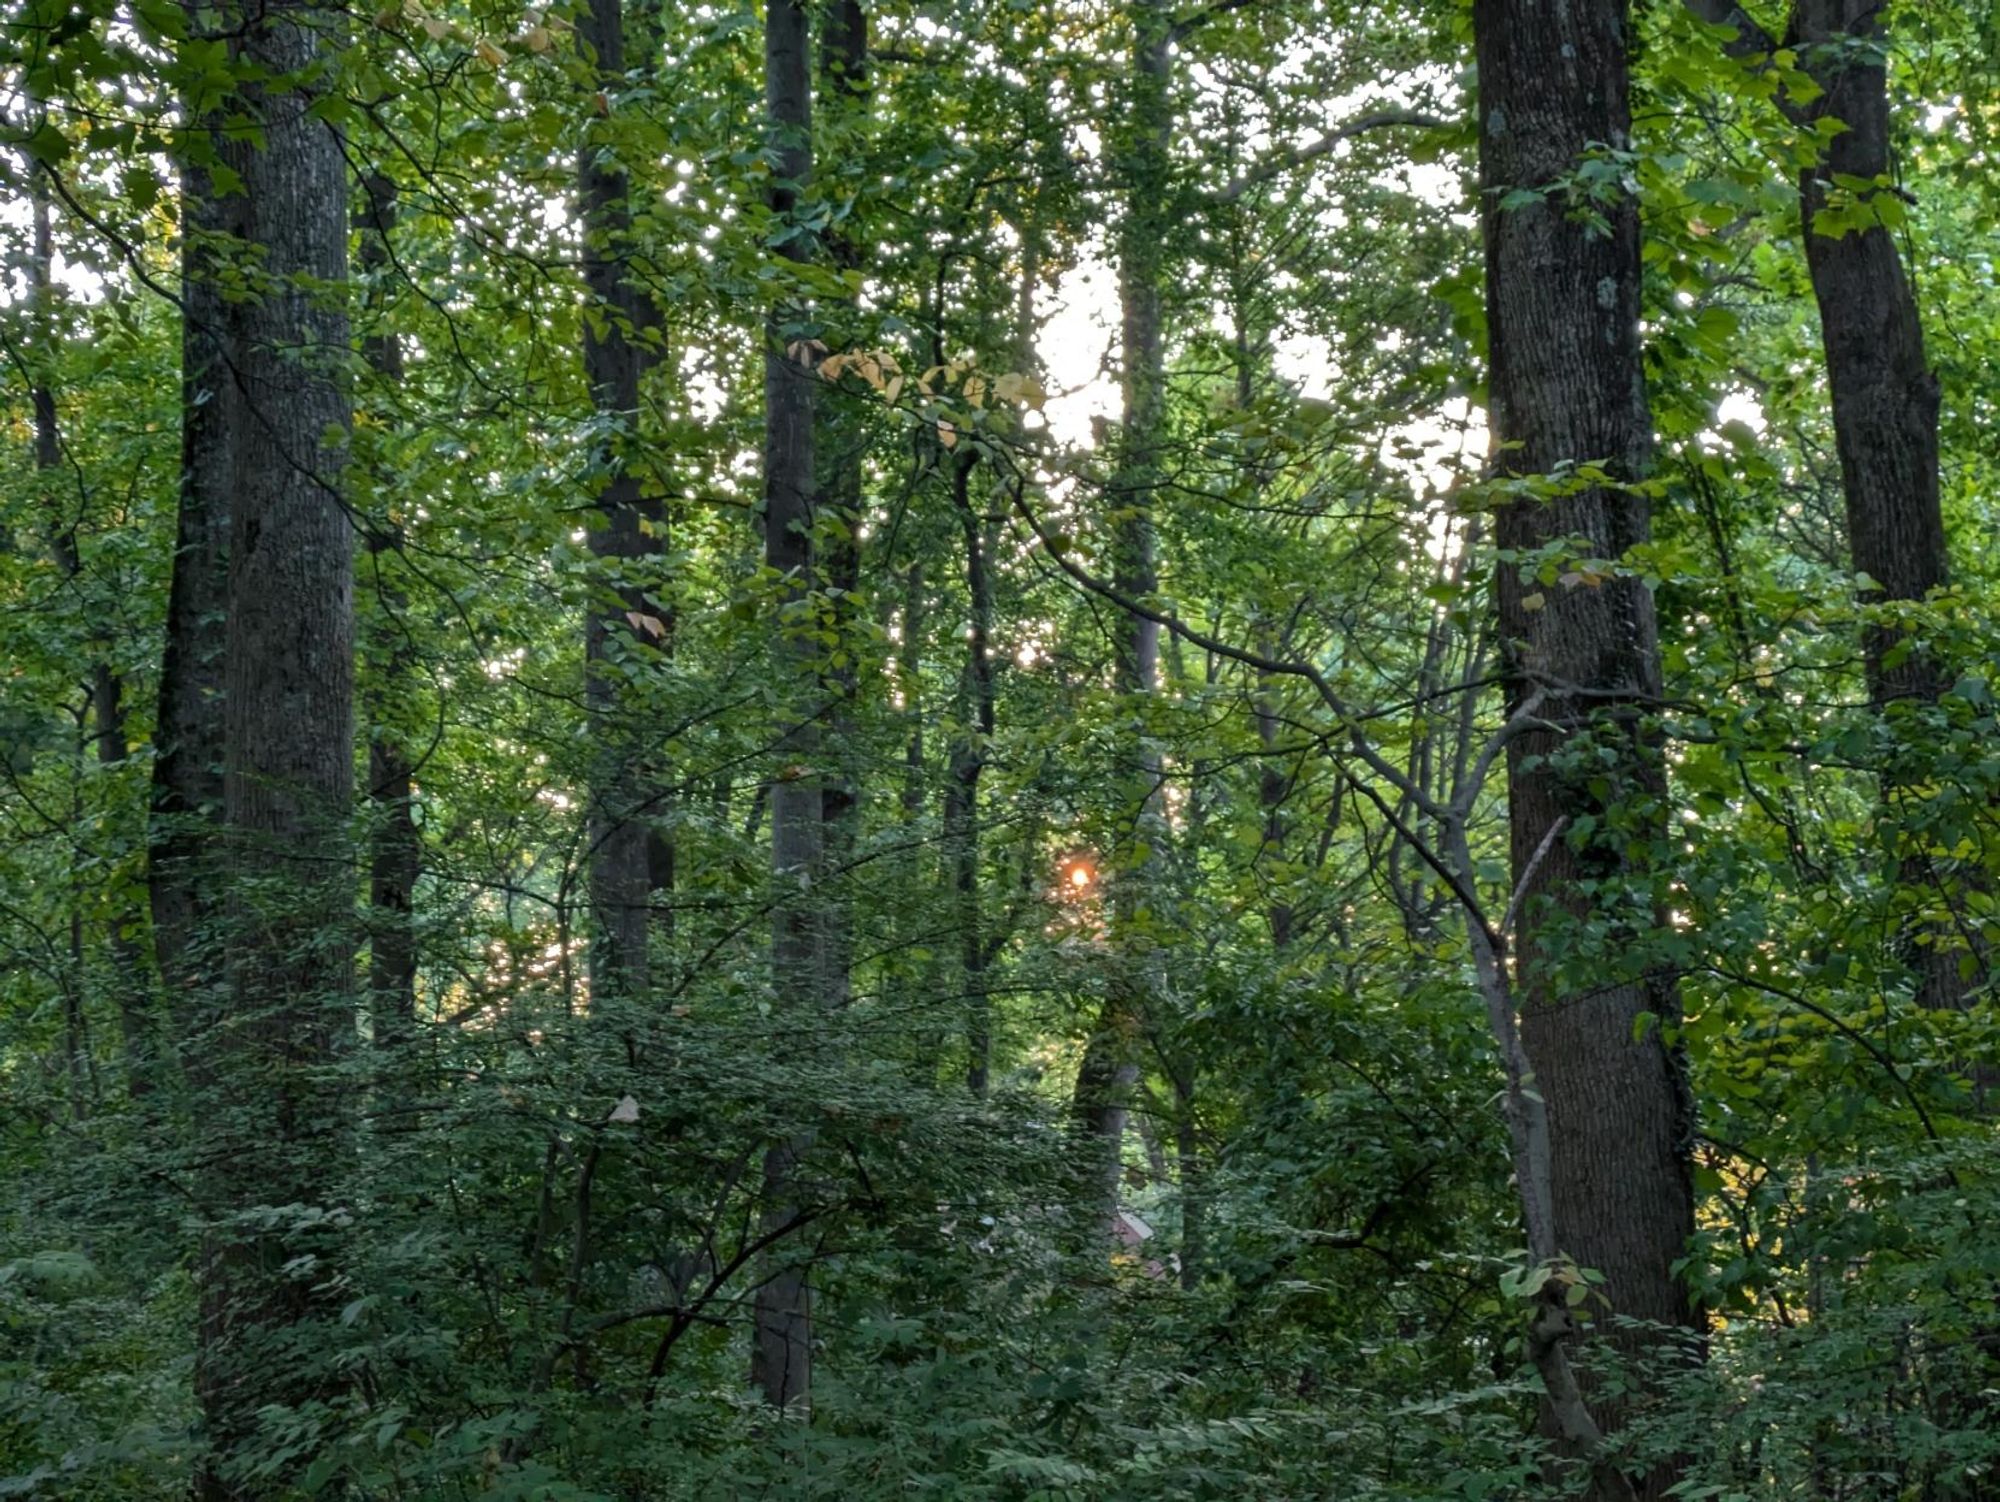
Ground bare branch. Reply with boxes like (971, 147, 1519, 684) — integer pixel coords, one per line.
(1213, 109, 1453, 204)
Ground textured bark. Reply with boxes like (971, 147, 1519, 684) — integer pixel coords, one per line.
(1475, 0, 1697, 1493)
(359, 171, 419, 1045)
(1687, 0, 1981, 1029)
(1073, 0, 1170, 1220)
(152, 22, 235, 1032)
(1789, 2, 1945, 701)
(579, 0, 665, 1009)
(752, 0, 821, 1412)
(1787, 2, 1981, 1024)
(194, 5, 355, 1492)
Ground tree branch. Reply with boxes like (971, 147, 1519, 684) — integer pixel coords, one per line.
(1212, 109, 1453, 204)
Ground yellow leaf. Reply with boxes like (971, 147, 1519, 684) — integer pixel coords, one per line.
(1520, 592, 1546, 612)
(937, 420, 958, 450)
(474, 36, 506, 65)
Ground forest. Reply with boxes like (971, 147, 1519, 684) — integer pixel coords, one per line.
(0, 0, 1996, 1496)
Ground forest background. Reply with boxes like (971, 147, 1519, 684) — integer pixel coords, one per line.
(1, 0, 1998, 1497)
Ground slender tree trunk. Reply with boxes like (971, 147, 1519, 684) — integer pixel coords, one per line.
(815, 0, 867, 1011)
(944, 453, 995, 1094)
(358, 171, 419, 1046)
(194, 4, 355, 1491)
(1788, 1, 1985, 1026)
(1475, 0, 1698, 1494)
(1073, 0, 1170, 1223)
(1683, 0, 1981, 1041)
(578, 0, 664, 1010)
(753, 0, 822, 1411)
(24, 147, 148, 1100)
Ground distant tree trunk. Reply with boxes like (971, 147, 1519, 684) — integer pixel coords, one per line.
(752, 0, 823, 1412)
(27, 154, 92, 1115)
(578, 0, 665, 1010)
(1475, 0, 1697, 1494)
(943, 453, 995, 1094)
(152, 11, 234, 1041)
(194, 3, 355, 1491)
(815, 0, 867, 1009)
(358, 171, 419, 1046)
(1072, 0, 1170, 1223)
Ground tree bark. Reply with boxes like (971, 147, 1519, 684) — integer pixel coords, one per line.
(1072, 0, 1170, 1226)
(1787, 1, 1980, 1022)
(1475, 0, 1698, 1493)
(815, 0, 867, 1010)
(151, 18, 234, 1034)
(752, 0, 823, 1412)
(358, 170, 419, 1046)
(579, 0, 665, 1010)
(194, 4, 356, 1491)
(1686, 0, 1983, 1038)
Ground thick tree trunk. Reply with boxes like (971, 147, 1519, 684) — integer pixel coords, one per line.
(1073, 0, 1170, 1223)
(578, 0, 665, 1010)
(152, 21, 234, 1035)
(752, 0, 822, 1412)
(1475, 0, 1698, 1494)
(358, 171, 419, 1045)
(194, 4, 355, 1492)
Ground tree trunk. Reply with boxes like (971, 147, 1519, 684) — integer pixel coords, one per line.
(194, 4, 355, 1491)
(815, 0, 867, 1010)
(358, 171, 420, 1046)
(1475, 0, 1698, 1493)
(1788, 1, 1983, 1024)
(579, 0, 665, 1011)
(152, 9, 234, 1038)
(1072, 0, 1170, 1225)
(944, 453, 995, 1094)
(752, 0, 823, 1412)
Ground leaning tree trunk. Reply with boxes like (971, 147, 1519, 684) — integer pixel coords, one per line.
(751, 0, 827, 1412)
(578, 0, 665, 1012)
(193, 3, 356, 1493)
(1475, 0, 1698, 1494)
(1788, 1, 1982, 1024)
(1071, 0, 1170, 1225)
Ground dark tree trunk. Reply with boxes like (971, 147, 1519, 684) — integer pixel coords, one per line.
(194, 4, 355, 1492)
(1475, 0, 1697, 1493)
(1788, 1, 1980, 1021)
(1791, 1, 1945, 703)
(943, 453, 995, 1094)
(1072, 0, 1170, 1221)
(579, 0, 665, 1009)
(358, 171, 419, 1046)
(752, 0, 822, 1412)
(815, 0, 867, 1010)
(152, 15, 234, 1037)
